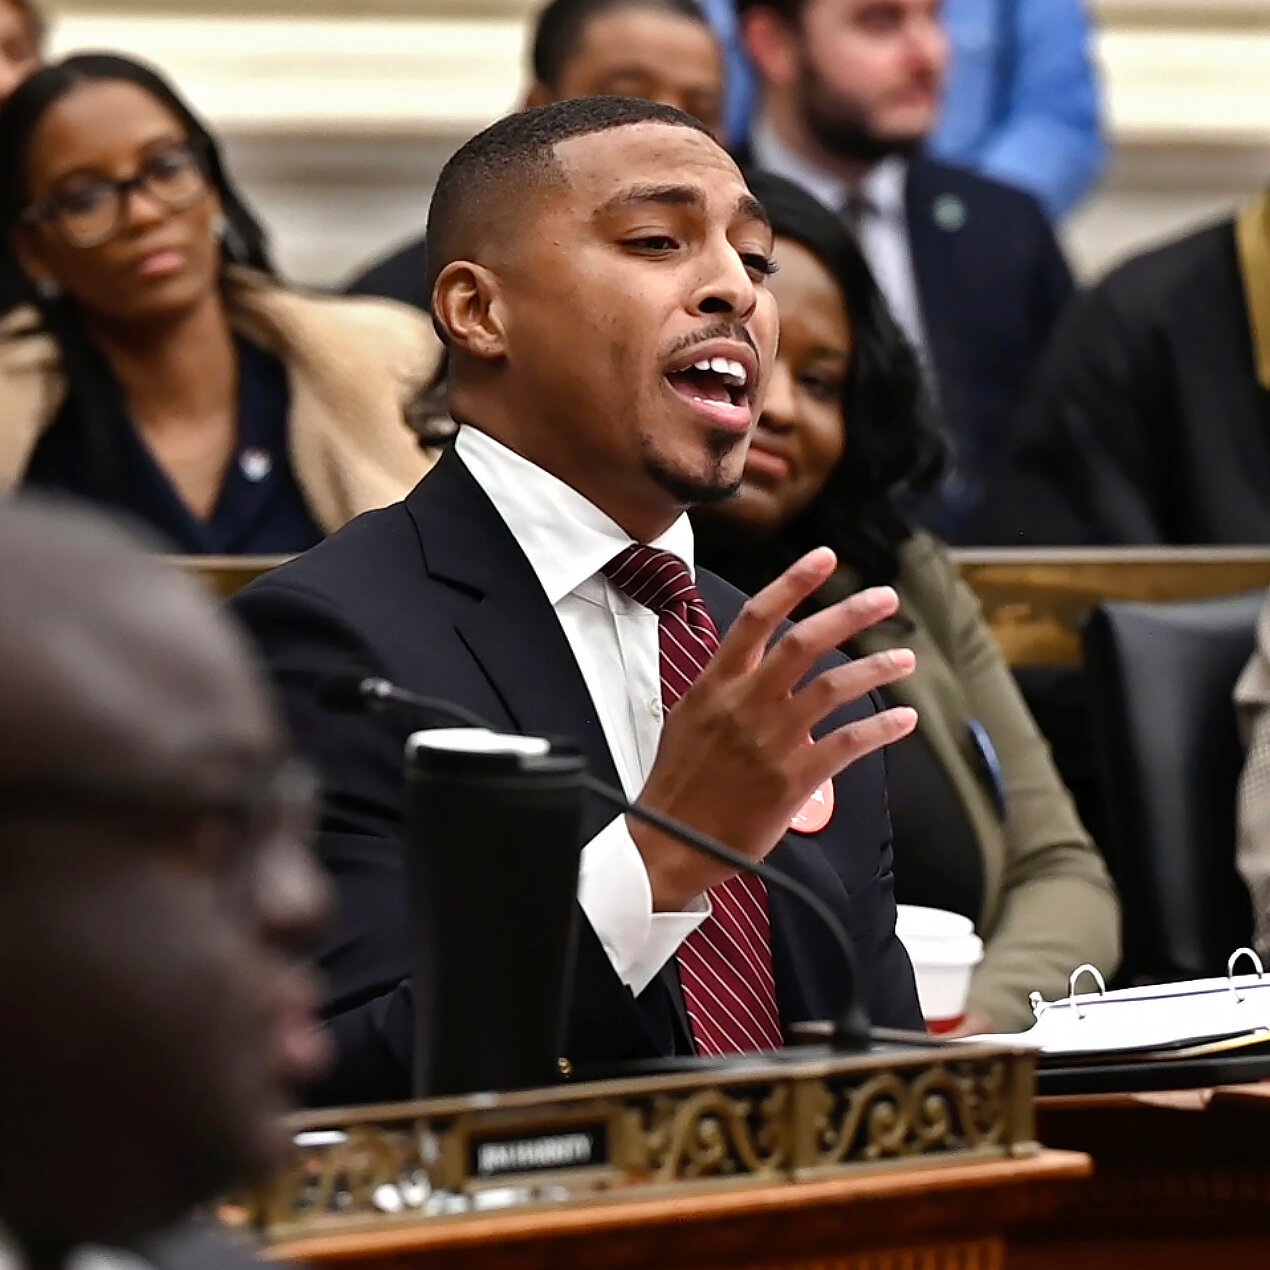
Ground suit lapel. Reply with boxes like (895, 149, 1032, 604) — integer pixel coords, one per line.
(403, 450, 621, 833)
(406, 450, 683, 1058)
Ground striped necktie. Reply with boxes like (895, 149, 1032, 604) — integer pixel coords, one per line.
(604, 544, 783, 1056)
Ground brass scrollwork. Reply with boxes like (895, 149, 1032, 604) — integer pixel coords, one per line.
(234, 1044, 1036, 1240)
(808, 1062, 1013, 1166)
(639, 1086, 791, 1180)
(256, 1123, 434, 1233)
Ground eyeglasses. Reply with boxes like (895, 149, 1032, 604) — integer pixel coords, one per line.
(20, 141, 211, 249)
(0, 757, 320, 861)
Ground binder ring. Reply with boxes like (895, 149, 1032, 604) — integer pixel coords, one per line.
(1227, 947, 1265, 1003)
(1066, 963, 1106, 1020)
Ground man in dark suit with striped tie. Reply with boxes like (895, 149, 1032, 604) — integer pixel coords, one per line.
(234, 95, 923, 1105)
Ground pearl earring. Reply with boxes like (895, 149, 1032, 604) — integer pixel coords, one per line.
(35, 278, 62, 301)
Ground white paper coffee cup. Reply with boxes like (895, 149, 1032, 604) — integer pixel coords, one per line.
(895, 904, 984, 1033)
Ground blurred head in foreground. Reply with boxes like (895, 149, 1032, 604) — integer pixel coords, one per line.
(0, 500, 330, 1264)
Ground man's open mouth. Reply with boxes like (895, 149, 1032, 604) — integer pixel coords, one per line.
(665, 355, 752, 411)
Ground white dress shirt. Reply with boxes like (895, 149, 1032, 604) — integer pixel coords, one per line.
(750, 117, 932, 360)
(454, 426, 708, 995)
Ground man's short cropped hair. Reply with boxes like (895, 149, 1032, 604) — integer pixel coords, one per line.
(424, 94, 711, 299)
(531, 0, 709, 89)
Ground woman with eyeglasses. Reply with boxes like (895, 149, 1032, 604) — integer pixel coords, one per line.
(0, 53, 441, 553)
(693, 172, 1121, 1034)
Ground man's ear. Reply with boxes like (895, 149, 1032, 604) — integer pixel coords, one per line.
(741, 6, 801, 90)
(431, 260, 508, 363)
(523, 80, 554, 111)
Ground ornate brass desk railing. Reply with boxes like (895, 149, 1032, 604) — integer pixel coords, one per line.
(230, 1042, 1035, 1243)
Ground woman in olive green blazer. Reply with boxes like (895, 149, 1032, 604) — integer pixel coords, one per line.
(696, 173, 1120, 1033)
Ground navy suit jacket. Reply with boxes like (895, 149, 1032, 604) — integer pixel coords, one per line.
(903, 157, 1073, 539)
(233, 449, 921, 1104)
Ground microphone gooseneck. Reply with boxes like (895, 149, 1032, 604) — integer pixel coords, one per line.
(318, 671, 940, 1052)
(318, 672, 491, 730)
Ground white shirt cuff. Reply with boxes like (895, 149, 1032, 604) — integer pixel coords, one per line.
(577, 815, 709, 996)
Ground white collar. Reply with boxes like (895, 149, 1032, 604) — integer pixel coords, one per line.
(453, 427, 695, 605)
(750, 115, 909, 219)
(860, 156, 909, 218)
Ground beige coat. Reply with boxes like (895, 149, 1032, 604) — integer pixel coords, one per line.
(842, 534, 1122, 1031)
(0, 268, 443, 534)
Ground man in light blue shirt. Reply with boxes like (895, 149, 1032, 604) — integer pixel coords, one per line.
(704, 0, 1105, 219)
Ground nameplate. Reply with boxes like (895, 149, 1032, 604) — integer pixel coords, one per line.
(471, 1125, 609, 1179)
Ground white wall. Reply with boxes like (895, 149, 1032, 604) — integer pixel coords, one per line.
(40, 1, 1270, 288)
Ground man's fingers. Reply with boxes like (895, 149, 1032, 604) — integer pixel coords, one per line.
(750, 585, 902, 702)
(708, 547, 839, 678)
(778, 647, 917, 747)
(804, 706, 919, 788)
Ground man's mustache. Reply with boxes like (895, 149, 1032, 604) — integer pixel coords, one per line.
(663, 322, 759, 363)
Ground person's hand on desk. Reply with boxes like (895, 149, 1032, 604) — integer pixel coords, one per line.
(630, 546, 918, 913)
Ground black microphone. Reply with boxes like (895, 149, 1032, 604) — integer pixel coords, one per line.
(319, 670, 940, 1053)
(317, 674, 491, 730)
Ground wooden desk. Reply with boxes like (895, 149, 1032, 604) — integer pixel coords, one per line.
(954, 547, 1270, 667)
(262, 1085, 1270, 1270)
(266, 1150, 1090, 1270)
(180, 555, 284, 599)
(178, 548, 1270, 669)
(1014, 1083, 1270, 1269)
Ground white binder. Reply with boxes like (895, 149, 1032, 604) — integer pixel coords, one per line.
(968, 949, 1270, 1060)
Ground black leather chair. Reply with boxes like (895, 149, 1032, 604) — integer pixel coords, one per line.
(1083, 592, 1263, 982)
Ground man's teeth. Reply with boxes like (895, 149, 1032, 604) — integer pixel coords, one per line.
(691, 356, 748, 387)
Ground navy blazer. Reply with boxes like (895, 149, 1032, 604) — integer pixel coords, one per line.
(903, 157, 1073, 539)
(233, 449, 921, 1104)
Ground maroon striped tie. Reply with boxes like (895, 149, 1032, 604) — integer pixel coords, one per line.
(604, 544, 783, 1056)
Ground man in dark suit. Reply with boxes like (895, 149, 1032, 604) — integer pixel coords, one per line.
(976, 200, 1270, 547)
(236, 95, 923, 1107)
(344, 0, 725, 309)
(0, 500, 330, 1270)
(737, 0, 1073, 541)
